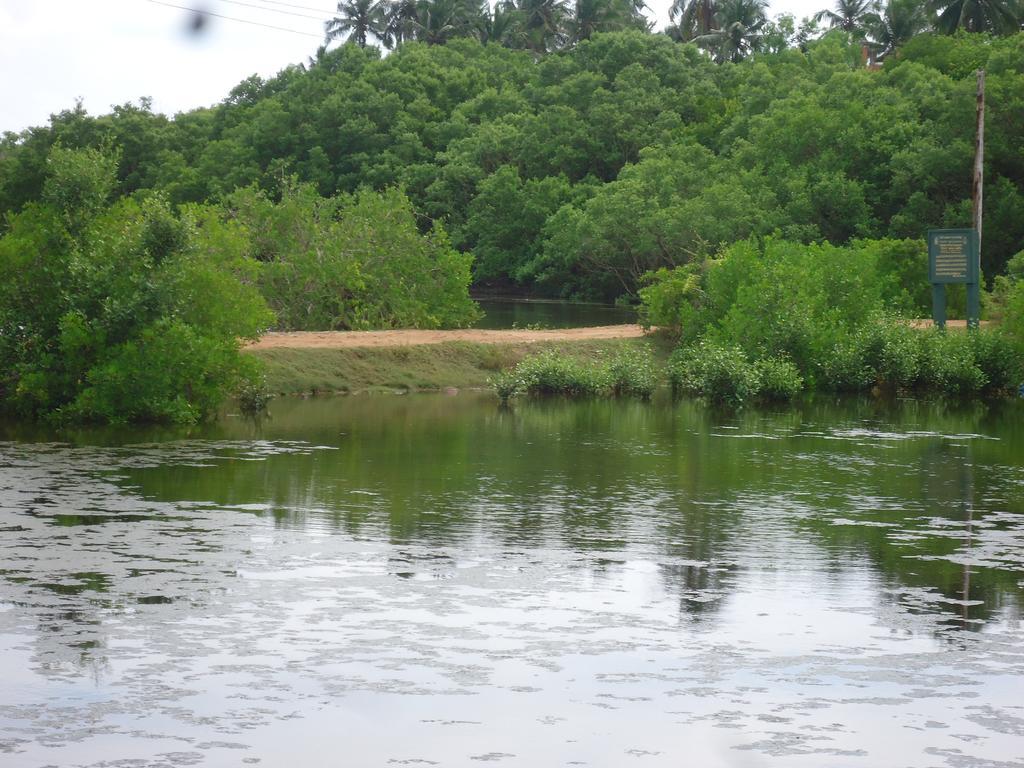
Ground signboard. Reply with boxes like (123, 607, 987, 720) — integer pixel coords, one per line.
(927, 228, 980, 328)
(928, 229, 978, 284)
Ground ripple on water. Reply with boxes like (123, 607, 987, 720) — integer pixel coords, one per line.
(0, 405, 1022, 767)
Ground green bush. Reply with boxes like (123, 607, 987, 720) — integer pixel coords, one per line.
(637, 265, 704, 335)
(861, 320, 922, 390)
(669, 341, 759, 406)
(608, 347, 657, 399)
(972, 330, 1020, 393)
(0, 147, 273, 424)
(918, 329, 987, 395)
(493, 347, 657, 402)
(753, 357, 804, 401)
(231, 183, 480, 331)
(819, 335, 877, 392)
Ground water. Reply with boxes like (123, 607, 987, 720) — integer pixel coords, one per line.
(1, 394, 1023, 767)
(472, 298, 635, 329)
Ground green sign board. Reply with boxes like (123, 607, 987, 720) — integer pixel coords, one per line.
(927, 228, 980, 329)
(928, 229, 979, 284)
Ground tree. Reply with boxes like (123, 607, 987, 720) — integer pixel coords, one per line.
(812, 0, 879, 35)
(481, 0, 526, 45)
(325, 0, 388, 47)
(865, 0, 929, 57)
(669, 0, 718, 41)
(568, 0, 646, 42)
(0, 146, 273, 423)
(518, 0, 571, 51)
(694, 0, 769, 61)
(930, 0, 1023, 33)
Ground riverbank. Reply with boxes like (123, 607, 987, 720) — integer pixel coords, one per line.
(245, 330, 670, 395)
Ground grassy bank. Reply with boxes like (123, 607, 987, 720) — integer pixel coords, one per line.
(247, 337, 673, 395)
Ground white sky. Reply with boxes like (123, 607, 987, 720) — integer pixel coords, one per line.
(0, 0, 823, 135)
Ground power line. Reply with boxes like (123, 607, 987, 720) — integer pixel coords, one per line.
(216, 0, 332, 22)
(147, 0, 324, 38)
(249, 0, 341, 14)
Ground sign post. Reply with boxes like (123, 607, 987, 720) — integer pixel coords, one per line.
(928, 228, 980, 329)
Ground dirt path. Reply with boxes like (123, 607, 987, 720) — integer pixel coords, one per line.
(246, 324, 647, 350)
(246, 319, 991, 351)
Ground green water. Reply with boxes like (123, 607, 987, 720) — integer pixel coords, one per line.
(472, 297, 635, 329)
(1, 394, 1023, 766)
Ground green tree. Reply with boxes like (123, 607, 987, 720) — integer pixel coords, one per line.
(865, 0, 930, 57)
(326, 0, 389, 47)
(518, 0, 571, 51)
(0, 146, 272, 423)
(813, 0, 878, 35)
(693, 0, 769, 60)
(930, 0, 1023, 33)
(669, 0, 719, 40)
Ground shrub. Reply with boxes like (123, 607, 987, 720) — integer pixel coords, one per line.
(0, 147, 273, 424)
(862, 320, 922, 390)
(608, 347, 657, 399)
(753, 357, 804, 401)
(232, 183, 480, 331)
(918, 329, 987, 396)
(492, 371, 521, 405)
(492, 347, 657, 402)
(637, 265, 704, 335)
(508, 351, 610, 398)
(818, 335, 876, 392)
(972, 331, 1020, 393)
(236, 373, 274, 415)
(669, 341, 759, 406)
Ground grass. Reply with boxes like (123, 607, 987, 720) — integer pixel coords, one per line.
(246, 336, 674, 395)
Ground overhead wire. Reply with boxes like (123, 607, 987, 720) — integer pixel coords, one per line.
(247, 0, 341, 14)
(214, 0, 332, 22)
(146, 0, 326, 38)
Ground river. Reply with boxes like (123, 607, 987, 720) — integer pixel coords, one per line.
(1, 394, 1022, 767)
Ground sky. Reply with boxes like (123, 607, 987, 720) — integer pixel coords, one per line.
(0, 0, 823, 135)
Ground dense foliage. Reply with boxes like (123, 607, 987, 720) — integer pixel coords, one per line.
(0, 145, 479, 423)
(494, 346, 657, 402)
(644, 237, 1023, 400)
(226, 183, 478, 330)
(2, 31, 1023, 302)
(0, 147, 273, 423)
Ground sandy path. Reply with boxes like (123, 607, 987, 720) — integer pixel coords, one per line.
(246, 324, 647, 350)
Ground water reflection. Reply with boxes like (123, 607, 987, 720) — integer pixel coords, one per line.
(0, 394, 1022, 766)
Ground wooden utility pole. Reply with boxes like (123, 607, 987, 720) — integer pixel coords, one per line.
(967, 69, 985, 327)
(973, 70, 985, 250)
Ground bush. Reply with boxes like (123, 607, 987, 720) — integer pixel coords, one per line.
(0, 147, 273, 424)
(492, 346, 657, 402)
(918, 329, 987, 396)
(669, 341, 759, 406)
(819, 335, 877, 392)
(637, 265, 703, 335)
(860, 320, 922, 390)
(753, 357, 804, 401)
(236, 373, 274, 415)
(232, 183, 480, 331)
(608, 347, 657, 399)
(972, 330, 1020, 393)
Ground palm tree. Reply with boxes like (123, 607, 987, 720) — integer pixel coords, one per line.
(384, 0, 420, 46)
(569, 0, 630, 41)
(404, 0, 480, 43)
(865, 0, 928, 57)
(669, 0, 719, 40)
(325, 0, 388, 46)
(693, 0, 768, 61)
(812, 0, 878, 35)
(517, 0, 571, 52)
(930, 0, 1022, 33)
(482, 0, 526, 45)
